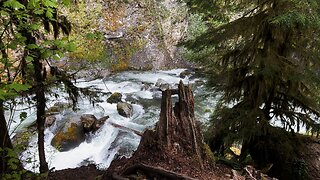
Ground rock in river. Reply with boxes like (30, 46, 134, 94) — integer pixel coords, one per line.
(51, 118, 85, 152)
(45, 115, 56, 128)
(117, 102, 133, 118)
(107, 92, 123, 104)
(81, 114, 98, 133)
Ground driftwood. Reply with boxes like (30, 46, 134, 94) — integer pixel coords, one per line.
(108, 122, 143, 136)
(122, 163, 197, 180)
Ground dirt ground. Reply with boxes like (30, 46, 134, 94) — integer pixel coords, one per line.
(45, 165, 104, 180)
(45, 162, 233, 180)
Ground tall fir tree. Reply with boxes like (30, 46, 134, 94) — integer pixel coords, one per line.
(185, 0, 320, 179)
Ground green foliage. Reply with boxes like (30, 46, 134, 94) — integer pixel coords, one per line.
(185, 0, 320, 178)
(186, 14, 208, 40)
(61, 0, 111, 69)
(186, 0, 320, 139)
(1, 0, 76, 174)
(0, 83, 31, 100)
(4, 0, 25, 10)
(0, 147, 28, 179)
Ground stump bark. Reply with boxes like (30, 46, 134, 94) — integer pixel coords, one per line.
(156, 81, 204, 168)
(104, 81, 213, 179)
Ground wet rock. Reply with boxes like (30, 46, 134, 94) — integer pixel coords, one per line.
(51, 118, 85, 152)
(117, 102, 133, 118)
(155, 78, 167, 87)
(107, 92, 122, 104)
(46, 106, 61, 115)
(98, 116, 109, 123)
(45, 115, 56, 128)
(155, 78, 171, 91)
(179, 69, 193, 79)
(159, 84, 171, 91)
(80, 114, 98, 133)
(46, 102, 71, 115)
(141, 82, 152, 91)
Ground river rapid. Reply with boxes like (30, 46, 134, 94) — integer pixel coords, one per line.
(7, 69, 218, 172)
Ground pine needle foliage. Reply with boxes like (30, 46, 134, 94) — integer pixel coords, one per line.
(184, 0, 320, 151)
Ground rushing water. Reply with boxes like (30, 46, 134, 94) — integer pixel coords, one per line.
(8, 69, 218, 172)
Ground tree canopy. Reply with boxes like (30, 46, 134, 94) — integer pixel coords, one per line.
(184, 0, 320, 178)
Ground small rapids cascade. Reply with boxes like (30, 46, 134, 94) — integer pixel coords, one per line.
(8, 69, 218, 172)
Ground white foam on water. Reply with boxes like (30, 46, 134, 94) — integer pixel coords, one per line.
(12, 69, 217, 172)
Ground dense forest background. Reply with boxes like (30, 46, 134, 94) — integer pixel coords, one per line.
(1, 0, 320, 179)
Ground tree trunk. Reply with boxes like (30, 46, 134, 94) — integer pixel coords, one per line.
(22, 30, 49, 173)
(0, 100, 13, 174)
(19, 29, 49, 173)
(32, 58, 49, 173)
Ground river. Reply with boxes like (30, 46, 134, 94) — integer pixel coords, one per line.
(6, 69, 218, 172)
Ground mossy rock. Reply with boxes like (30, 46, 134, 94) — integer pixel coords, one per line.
(51, 120, 85, 152)
(107, 92, 123, 104)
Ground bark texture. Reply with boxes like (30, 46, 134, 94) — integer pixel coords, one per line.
(32, 57, 49, 173)
(156, 81, 204, 168)
(0, 101, 13, 174)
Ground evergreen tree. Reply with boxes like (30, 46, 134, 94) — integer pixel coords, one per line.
(1, 0, 75, 174)
(185, 0, 320, 179)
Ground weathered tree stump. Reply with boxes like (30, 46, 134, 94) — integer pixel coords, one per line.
(104, 81, 214, 179)
(156, 81, 204, 168)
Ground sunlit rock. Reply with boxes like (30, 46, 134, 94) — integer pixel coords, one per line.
(51, 118, 85, 152)
(107, 92, 123, 104)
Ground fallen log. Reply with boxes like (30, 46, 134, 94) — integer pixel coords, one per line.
(108, 122, 143, 136)
(122, 163, 197, 180)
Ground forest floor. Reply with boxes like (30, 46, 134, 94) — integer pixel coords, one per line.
(44, 137, 320, 180)
(46, 165, 104, 180)
(45, 161, 233, 180)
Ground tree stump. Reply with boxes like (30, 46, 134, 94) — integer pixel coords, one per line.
(156, 80, 204, 168)
(104, 81, 214, 179)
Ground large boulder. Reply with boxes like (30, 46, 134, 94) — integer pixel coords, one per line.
(107, 92, 122, 104)
(80, 114, 98, 132)
(51, 118, 85, 152)
(117, 102, 133, 118)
